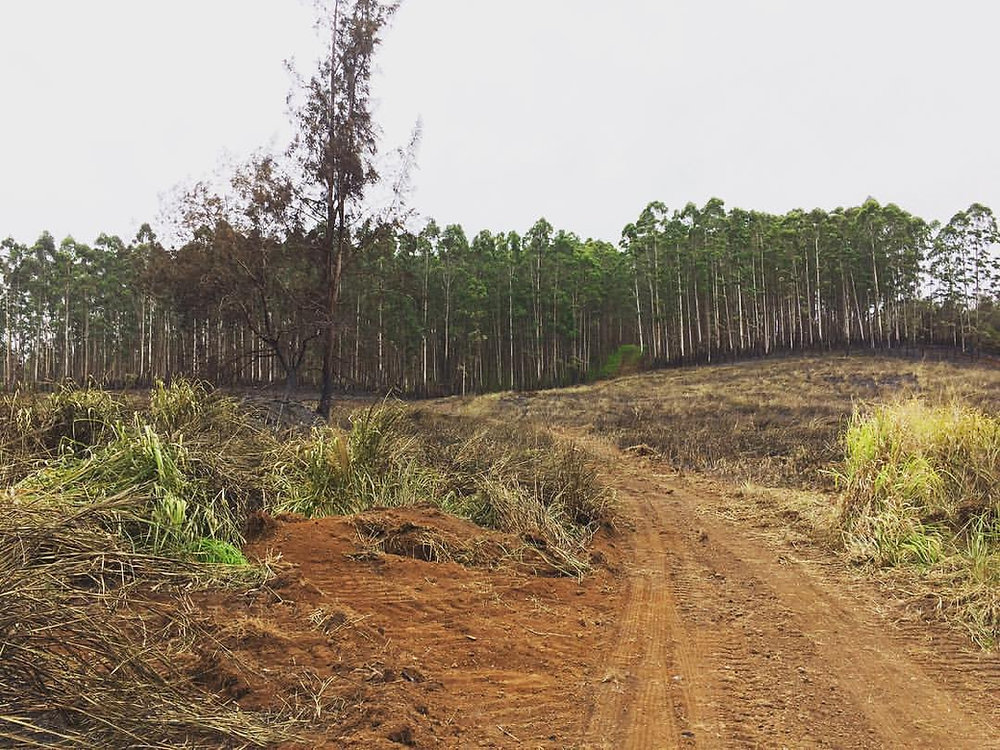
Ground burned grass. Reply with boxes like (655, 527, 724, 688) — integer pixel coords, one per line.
(352, 505, 602, 576)
(478, 355, 1000, 490)
(0, 500, 300, 749)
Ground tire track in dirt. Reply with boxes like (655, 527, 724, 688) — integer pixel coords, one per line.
(585, 453, 999, 749)
(891, 622, 1000, 724)
(670, 471, 1000, 749)
(584, 484, 713, 749)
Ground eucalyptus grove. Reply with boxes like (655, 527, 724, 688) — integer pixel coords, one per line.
(2, 201, 997, 392)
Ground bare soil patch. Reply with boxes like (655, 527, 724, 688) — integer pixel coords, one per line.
(189, 506, 626, 748)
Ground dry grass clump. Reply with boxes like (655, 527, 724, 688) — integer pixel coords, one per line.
(16, 422, 246, 558)
(4, 380, 277, 563)
(425, 417, 616, 575)
(413, 412, 617, 577)
(0, 386, 129, 485)
(267, 402, 436, 518)
(352, 509, 595, 576)
(353, 513, 513, 568)
(0, 500, 297, 749)
(429, 416, 617, 532)
(835, 399, 1000, 645)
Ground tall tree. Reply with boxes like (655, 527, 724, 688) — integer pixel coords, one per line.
(287, 0, 400, 417)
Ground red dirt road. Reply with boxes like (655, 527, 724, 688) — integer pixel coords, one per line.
(207, 445, 999, 748)
(585, 456, 999, 749)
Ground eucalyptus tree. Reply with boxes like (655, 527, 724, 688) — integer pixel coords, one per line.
(500, 230, 523, 389)
(806, 208, 830, 346)
(623, 201, 671, 361)
(960, 204, 1000, 344)
(285, 0, 400, 417)
(931, 204, 1000, 350)
(619, 221, 645, 354)
(725, 207, 756, 352)
(469, 229, 502, 390)
(0, 237, 27, 384)
(18, 233, 56, 382)
(524, 218, 553, 382)
(416, 220, 439, 391)
(434, 223, 469, 386)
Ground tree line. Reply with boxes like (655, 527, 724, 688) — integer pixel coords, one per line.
(4, 0, 998, 397)
(1, 196, 997, 395)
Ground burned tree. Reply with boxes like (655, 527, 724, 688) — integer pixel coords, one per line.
(288, 0, 399, 416)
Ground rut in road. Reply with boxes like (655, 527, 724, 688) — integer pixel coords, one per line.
(583, 450, 1000, 750)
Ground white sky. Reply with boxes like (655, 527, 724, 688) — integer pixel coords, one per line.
(2, 1, 999, 247)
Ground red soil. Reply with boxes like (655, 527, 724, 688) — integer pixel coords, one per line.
(192, 506, 625, 748)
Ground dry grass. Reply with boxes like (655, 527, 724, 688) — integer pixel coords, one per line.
(268, 403, 618, 577)
(0, 499, 299, 749)
(834, 399, 1000, 645)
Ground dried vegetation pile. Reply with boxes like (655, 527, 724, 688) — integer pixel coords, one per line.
(0, 383, 294, 748)
(270, 405, 617, 576)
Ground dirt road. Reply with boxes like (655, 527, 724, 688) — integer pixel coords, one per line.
(216, 429, 998, 747)
(585, 451, 1000, 749)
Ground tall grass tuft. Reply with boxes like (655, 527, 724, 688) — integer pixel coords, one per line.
(15, 419, 246, 556)
(836, 398, 1000, 644)
(8, 381, 274, 562)
(267, 403, 438, 517)
(150, 378, 208, 433)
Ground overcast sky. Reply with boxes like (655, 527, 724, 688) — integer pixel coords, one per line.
(2, 1, 998, 247)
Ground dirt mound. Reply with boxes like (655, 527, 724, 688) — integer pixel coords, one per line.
(352, 506, 579, 575)
(189, 506, 625, 747)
